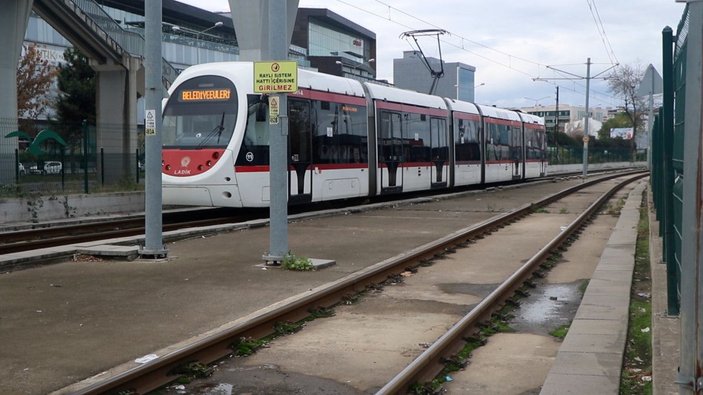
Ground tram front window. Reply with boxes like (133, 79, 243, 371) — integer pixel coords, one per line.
(162, 109, 237, 148)
(162, 75, 238, 148)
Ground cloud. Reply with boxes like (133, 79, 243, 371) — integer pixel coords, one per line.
(178, 0, 684, 107)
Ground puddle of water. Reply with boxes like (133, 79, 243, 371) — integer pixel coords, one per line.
(511, 282, 582, 334)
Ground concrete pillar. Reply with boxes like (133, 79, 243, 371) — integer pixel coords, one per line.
(93, 56, 140, 183)
(0, 0, 32, 184)
(229, 0, 298, 61)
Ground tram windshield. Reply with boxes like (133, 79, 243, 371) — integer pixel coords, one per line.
(162, 75, 238, 148)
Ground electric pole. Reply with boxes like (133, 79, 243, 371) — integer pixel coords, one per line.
(554, 86, 559, 162)
(533, 58, 617, 177)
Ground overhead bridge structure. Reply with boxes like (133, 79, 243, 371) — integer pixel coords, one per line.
(1, 0, 178, 183)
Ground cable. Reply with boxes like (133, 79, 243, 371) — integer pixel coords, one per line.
(332, 0, 621, 104)
(586, 0, 619, 65)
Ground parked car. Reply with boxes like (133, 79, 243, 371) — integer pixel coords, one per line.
(26, 162, 42, 175)
(43, 161, 63, 174)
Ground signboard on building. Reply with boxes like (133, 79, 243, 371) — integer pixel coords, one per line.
(254, 61, 298, 93)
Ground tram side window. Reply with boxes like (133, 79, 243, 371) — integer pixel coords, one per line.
(312, 100, 368, 164)
(485, 122, 499, 161)
(431, 117, 448, 162)
(379, 111, 403, 162)
(525, 128, 546, 160)
(235, 96, 270, 166)
(509, 125, 522, 161)
(405, 112, 430, 163)
(486, 121, 511, 161)
(455, 118, 481, 162)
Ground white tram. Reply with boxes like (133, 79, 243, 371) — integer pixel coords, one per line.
(161, 62, 546, 207)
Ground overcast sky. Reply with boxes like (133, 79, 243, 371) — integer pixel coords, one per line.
(177, 0, 684, 109)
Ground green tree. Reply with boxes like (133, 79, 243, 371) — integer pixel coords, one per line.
(17, 44, 58, 134)
(597, 112, 632, 140)
(608, 64, 646, 155)
(54, 47, 96, 146)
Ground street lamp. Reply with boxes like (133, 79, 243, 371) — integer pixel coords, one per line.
(172, 21, 223, 64)
(475, 82, 486, 88)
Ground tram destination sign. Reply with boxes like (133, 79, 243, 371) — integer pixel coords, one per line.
(254, 61, 298, 93)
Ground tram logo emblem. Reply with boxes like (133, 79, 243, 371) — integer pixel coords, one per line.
(181, 157, 191, 167)
(245, 152, 254, 162)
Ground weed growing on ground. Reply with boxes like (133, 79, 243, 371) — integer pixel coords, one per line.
(169, 361, 213, 384)
(549, 325, 569, 340)
(620, 192, 652, 395)
(281, 252, 314, 271)
(232, 337, 269, 357)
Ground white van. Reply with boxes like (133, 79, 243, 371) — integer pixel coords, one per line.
(43, 161, 63, 174)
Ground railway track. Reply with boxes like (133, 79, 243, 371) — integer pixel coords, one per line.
(0, 208, 263, 255)
(63, 170, 646, 394)
(0, 169, 639, 257)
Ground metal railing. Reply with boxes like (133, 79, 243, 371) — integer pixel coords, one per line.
(58, 0, 179, 87)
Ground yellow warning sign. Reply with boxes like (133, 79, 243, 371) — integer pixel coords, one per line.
(254, 61, 298, 93)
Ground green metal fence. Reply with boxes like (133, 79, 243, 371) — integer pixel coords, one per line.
(3, 119, 144, 196)
(547, 146, 646, 165)
(651, 6, 685, 315)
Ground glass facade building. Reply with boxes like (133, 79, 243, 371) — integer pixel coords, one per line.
(293, 8, 377, 82)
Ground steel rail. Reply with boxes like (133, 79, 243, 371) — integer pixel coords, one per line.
(377, 172, 648, 394)
(0, 210, 254, 255)
(0, 169, 638, 254)
(66, 171, 647, 394)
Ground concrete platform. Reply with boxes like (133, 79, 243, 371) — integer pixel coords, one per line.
(0, 176, 679, 394)
(540, 182, 679, 395)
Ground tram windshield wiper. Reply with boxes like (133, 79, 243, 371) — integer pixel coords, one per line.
(197, 112, 226, 147)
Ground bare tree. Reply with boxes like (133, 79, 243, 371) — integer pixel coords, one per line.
(16, 44, 58, 133)
(607, 64, 646, 157)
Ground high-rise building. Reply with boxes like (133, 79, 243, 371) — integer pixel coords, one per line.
(393, 51, 477, 101)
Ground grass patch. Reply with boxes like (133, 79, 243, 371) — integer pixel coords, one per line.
(281, 252, 314, 271)
(169, 361, 214, 384)
(232, 337, 269, 357)
(549, 324, 569, 340)
(578, 279, 590, 295)
(620, 192, 652, 395)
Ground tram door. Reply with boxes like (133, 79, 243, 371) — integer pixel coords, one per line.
(379, 111, 403, 193)
(288, 99, 313, 204)
(430, 117, 448, 188)
(511, 125, 523, 180)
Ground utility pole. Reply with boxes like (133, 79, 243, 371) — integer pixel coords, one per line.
(533, 58, 617, 177)
(141, 0, 166, 258)
(583, 58, 591, 177)
(554, 86, 559, 162)
(266, 1, 290, 264)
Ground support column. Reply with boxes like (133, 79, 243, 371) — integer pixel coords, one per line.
(229, 0, 298, 62)
(230, 0, 298, 263)
(93, 57, 139, 184)
(0, 0, 32, 184)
